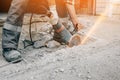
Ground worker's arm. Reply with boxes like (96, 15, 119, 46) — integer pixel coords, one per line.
(65, 0, 83, 31)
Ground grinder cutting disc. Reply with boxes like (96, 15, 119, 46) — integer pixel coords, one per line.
(68, 34, 81, 47)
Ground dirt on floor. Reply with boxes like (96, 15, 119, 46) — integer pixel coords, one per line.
(0, 13, 120, 80)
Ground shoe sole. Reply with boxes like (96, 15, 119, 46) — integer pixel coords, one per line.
(68, 34, 81, 47)
(10, 57, 23, 63)
(2, 54, 23, 63)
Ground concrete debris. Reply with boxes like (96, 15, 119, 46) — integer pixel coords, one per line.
(46, 40, 61, 48)
(33, 40, 46, 48)
(0, 13, 120, 80)
(86, 75, 92, 80)
(42, 34, 53, 42)
(59, 68, 65, 73)
(25, 31, 42, 41)
(33, 34, 53, 48)
(55, 68, 65, 73)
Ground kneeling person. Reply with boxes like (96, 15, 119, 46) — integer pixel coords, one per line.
(2, 0, 81, 63)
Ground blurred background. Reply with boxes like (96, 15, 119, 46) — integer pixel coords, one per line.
(0, 0, 120, 18)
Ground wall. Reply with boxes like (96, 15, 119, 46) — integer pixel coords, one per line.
(96, 0, 120, 18)
(75, 0, 96, 15)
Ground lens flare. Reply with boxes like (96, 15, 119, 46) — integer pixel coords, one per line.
(81, 4, 111, 44)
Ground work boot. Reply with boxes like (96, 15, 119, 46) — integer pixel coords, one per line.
(3, 48, 22, 63)
(53, 31, 62, 43)
(53, 21, 81, 47)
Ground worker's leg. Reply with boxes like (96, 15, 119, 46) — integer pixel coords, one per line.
(49, 14, 81, 47)
(55, 0, 68, 18)
(56, 0, 84, 32)
(55, 0, 73, 32)
(2, 0, 29, 49)
(2, 0, 29, 63)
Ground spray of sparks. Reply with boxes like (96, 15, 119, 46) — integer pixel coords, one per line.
(81, 1, 113, 44)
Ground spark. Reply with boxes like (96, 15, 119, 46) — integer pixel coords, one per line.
(81, 1, 112, 44)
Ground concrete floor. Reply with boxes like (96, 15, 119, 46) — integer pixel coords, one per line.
(0, 13, 120, 80)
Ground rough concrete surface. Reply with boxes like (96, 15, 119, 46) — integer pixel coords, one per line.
(0, 12, 120, 80)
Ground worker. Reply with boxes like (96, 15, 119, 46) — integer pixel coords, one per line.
(2, 0, 81, 63)
(55, 0, 83, 32)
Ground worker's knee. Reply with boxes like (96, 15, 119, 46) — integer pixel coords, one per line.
(3, 23, 22, 32)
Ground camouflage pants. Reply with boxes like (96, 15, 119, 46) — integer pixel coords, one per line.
(2, 0, 29, 49)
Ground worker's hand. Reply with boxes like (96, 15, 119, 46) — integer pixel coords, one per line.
(74, 23, 84, 31)
(71, 23, 84, 35)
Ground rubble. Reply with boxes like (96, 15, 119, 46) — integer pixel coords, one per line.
(55, 68, 65, 73)
(46, 40, 61, 48)
(0, 14, 120, 80)
(33, 40, 46, 48)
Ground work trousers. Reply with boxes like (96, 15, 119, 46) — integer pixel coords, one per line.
(2, 0, 29, 49)
(2, 0, 68, 49)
